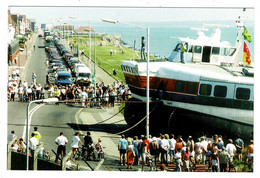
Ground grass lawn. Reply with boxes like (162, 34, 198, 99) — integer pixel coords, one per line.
(69, 35, 157, 82)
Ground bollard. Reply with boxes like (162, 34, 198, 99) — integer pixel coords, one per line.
(7, 136, 17, 170)
(33, 142, 43, 170)
(62, 150, 72, 171)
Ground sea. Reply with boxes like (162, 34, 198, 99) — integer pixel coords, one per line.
(84, 20, 254, 61)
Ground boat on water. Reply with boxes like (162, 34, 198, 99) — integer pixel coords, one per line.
(121, 16, 254, 140)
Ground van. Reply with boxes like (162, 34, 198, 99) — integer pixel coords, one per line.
(72, 63, 87, 76)
(56, 71, 72, 86)
(76, 67, 91, 86)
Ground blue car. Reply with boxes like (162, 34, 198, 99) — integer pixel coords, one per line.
(57, 71, 72, 86)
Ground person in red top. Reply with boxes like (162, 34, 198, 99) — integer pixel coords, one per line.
(175, 138, 184, 152)
(182, 147, 190, 172)
(142, 136, 150, 151)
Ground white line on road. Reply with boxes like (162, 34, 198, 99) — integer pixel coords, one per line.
(22, 104, 44, 140)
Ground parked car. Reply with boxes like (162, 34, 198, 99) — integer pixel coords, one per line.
(56, 71, 73, 86)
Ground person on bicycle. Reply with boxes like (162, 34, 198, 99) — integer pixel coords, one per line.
(55, 132, 68, 163)
(84, 131, 94, 158)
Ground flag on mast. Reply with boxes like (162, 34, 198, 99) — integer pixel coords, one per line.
(244, 27, 252, 43)
(243, 42, 251, 66)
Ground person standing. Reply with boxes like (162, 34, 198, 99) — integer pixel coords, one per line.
(234, 135, 244, 162)
(29, 133, 38, 157)
(245, 140, 254, 164)
(8, 130, 16, 141)
(225, 139, 236, 163)
(211, 147, 219, 172)
(169, 134, 176, 163)
(32, 72, 37, 85)
(194, 138, 202, 165)
(141, 36, 146, 60)
(55, 132, 68, 163)
(31, 127, 41, 145)
(132, 136, 139, 165)
(149, 137, 159, 169)
(126, 140, 135, 169)
(200, 137, 208, 164)
(118, 134, 128, 165)
(175, 147, 182, 172)
(182, 147, 190, 172)
(180, 42, 186, 63)
(160, 135, 169, 166)
(218, 147, 230, 172)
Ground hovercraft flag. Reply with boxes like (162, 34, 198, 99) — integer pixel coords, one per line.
(244, 27, 252, 43)
(243, 42, 251, 66)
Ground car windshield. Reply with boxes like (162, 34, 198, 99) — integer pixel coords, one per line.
(79, 73, 90, 77)
(58, 76, 71, 80)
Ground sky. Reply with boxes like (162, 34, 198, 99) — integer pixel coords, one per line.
(8, 6, 254, 24)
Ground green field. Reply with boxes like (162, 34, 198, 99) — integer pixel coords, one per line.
(69, 34, 156, 82)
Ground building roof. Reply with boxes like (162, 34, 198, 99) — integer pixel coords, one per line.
(75, 26, 95, 33)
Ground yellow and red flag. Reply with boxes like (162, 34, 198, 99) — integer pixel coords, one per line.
(243, 42, 251, 66)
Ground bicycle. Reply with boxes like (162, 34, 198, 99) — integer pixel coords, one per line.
(243, 156, 253, 172)
(228, 161, 237, 172)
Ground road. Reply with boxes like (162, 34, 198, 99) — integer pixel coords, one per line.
(7, 36, 131, 171)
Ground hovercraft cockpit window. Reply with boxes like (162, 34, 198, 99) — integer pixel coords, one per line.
(174, 43, 181, 51)
(194, 46, 202, 53)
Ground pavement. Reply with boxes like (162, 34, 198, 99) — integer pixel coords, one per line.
(8, 33, 37, 81)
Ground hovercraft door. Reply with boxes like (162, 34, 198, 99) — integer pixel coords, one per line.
(202, 46, 211, 63)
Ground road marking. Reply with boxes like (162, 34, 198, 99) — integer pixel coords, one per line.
(22, 104, 44, 140)
(75, 108, 84, 135)
(94, 158, 104, 171)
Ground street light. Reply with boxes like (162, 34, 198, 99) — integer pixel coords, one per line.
(102, 19, 150, 138)
(26, 98, 59, 170)
(85, 28, 96, 96)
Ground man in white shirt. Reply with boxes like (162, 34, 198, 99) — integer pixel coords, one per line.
(55, 132, 68, 163)
(200, 137, 208, 164)
(29, 133, 38, 157)
(225, 139, 236, 162)
(160, 135, 169, 166)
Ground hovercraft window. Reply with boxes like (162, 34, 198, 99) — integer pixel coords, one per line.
(175, 81, 185, 92)
(212, 47, 220, 55)
(174, 43, 181, 51)
(194, 46, 202, 53)
(236, 87, 250, 100)
(199, 84, 212, 96)
(214, 85, 227, 97)
(229, 48, 236, 56)
(186, 82, 197, 94)
(221, 48, 228, 56)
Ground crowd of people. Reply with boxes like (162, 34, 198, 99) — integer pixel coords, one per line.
(45, 80, 131, 108)
(7, 71, 45, 102)
(117, 133, 254, 172)
(8, 127, 254, 172)
(7, 68, 131, 108)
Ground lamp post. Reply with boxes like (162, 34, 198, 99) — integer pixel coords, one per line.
(68, 16, 76, 53)
(102, 19, 150, 138)
(85, 28, 96, 96)
(26, 98, 59, 170)
(89, 21, 91, 68)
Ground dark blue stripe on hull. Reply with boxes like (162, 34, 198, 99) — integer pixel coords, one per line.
(128, 85, 253, 110)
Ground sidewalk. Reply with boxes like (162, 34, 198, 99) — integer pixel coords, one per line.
(8, 33, 37, 81)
